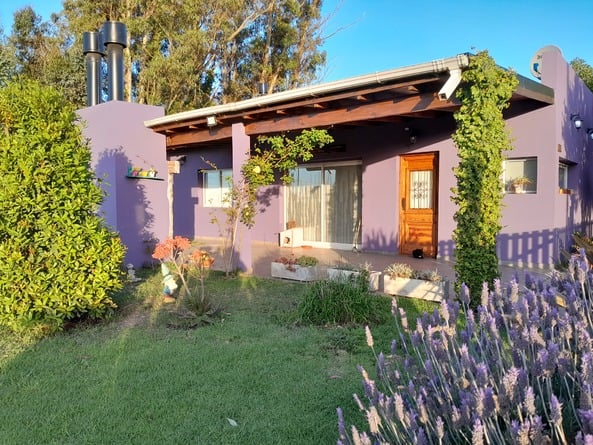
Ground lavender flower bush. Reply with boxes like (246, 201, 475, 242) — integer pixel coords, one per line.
(338, 249, 593, 444)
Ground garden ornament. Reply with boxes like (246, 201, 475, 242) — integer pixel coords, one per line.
(161, 263, 178, 301)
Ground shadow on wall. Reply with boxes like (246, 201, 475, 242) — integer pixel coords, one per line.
(438, 226, 585, 269)
(363, 229, 398, 253)
(95, 147, 158, 267)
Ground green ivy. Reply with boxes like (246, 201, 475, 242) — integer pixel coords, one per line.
(0, 79, 126, 332)
(451, 51, 518, 306)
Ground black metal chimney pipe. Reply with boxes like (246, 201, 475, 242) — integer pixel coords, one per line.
(101, 21, 127, 102)
(82, 31, 103, 106)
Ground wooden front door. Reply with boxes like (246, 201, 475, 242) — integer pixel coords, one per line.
(399, 153, 438, 257)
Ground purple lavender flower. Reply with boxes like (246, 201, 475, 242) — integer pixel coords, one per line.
(516, 419, 531, 445)
(481, 282, 489, 308)
(523, 386, 536, 416)
(440, 299, 450, 324)
(416, 427, 428, 445)
(481, 387, 497, 417)
(582, 352, 593, 385)
(460, 282, 471, 305)
(471, 418, 484, 445)
(579, 409, 593, 435)
(501, 367, 520, 407)
(550, 394, 563, 424)
(476, 362, 488, 387)
(575, 432, 593, 445)
(376, 352, 385, 379)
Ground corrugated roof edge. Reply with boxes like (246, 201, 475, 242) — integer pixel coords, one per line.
(144, 54, 471, 128)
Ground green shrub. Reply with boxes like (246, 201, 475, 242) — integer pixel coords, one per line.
(0, 80, 126, 332)
(297, 273, 388, 325)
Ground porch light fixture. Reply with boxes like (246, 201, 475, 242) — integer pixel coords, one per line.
(571, 113, 583, 130)
(206, 115, 217, 127)
(588, 128, 593, 140)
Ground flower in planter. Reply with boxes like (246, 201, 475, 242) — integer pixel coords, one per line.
(384, 262, 414, 279)
(384, 263, 442, 282)
(274, 255, 318, 271)
(412, 269, 442, 283)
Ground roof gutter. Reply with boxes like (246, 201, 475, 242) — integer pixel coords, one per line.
(144, 53, 470, 129)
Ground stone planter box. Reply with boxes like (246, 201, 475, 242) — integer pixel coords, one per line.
(383, 276, 446, 302)
(326, 268, 381, 292)
(271, 262, 318, 282)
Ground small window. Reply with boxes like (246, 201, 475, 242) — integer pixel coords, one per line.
(202, 169, 232, 207)
(559, 163, 569, 190)
(503, 158, 537, 194)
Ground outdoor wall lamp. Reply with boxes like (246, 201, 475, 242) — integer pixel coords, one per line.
(587, 129, 593, 140)
(571, 113, 583, 130)
(206, 115, 217, 127)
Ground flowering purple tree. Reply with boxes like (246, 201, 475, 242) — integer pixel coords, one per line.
(339, 249, 593, 444)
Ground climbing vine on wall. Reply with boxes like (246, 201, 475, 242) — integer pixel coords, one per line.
(451, 50, 518, 306)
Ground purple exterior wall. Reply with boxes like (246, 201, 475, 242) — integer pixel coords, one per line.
(78, 101, 168, 268)
(168, 47, 593, 270)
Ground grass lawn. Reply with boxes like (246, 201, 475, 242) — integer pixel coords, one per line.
(0, 269, 436, 445)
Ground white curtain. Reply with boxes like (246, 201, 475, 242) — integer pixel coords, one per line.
(286, 164, 361, 244)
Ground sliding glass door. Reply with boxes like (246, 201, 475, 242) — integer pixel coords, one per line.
(285, 162, 361, 248)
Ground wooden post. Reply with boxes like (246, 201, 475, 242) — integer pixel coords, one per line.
(167, 161, 180, 237)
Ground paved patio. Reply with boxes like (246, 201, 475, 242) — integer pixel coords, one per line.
(198, 238, 553, 288)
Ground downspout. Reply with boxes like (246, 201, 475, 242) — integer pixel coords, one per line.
(438, 69, 463, 101)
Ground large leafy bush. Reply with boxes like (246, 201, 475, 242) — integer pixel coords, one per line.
(0, 80, 125, 332)
(339, 250, 593, 443)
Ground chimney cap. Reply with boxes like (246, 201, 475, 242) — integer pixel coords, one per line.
(101, 21, 127, 48)
(82, 31, 104, 55)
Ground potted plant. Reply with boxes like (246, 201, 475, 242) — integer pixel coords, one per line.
(510, 176, 532, 193)
(271, 255, 318, 281)
(382, 262, 445, 301)
(326, 262, 381, 292)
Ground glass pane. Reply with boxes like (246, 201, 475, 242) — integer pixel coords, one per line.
(325, 165, 362, 244)
(559, 164, 568, 189)
(286, 164, 362, 244)
(504, 158, 537, 193)
(286, 167, 322, 241)
(410, 170, 433, 209)
(203, 171, 221, 207)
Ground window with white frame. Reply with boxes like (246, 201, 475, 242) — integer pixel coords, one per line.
(558, 163, 569, 190)
(202, 169, 232, 207)
(503, 158, 537, 194)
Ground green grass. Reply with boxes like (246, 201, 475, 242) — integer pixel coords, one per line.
(0, 269, 437, 445)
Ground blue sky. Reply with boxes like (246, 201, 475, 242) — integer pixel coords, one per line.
(2, 0, 593, 82)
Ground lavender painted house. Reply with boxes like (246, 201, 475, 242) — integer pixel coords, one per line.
(143, 46, 592, 272)
(79, 101, 168, 267)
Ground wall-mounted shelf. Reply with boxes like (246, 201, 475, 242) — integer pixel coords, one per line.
(126, 175, 164, 181)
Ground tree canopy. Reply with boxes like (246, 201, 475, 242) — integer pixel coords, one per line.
(571, 57, 593, 91)
(0, 0, 328, 112)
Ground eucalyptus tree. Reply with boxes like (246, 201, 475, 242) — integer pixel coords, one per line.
(62, 0, 327, 112)
(3, 6, 86, 106)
